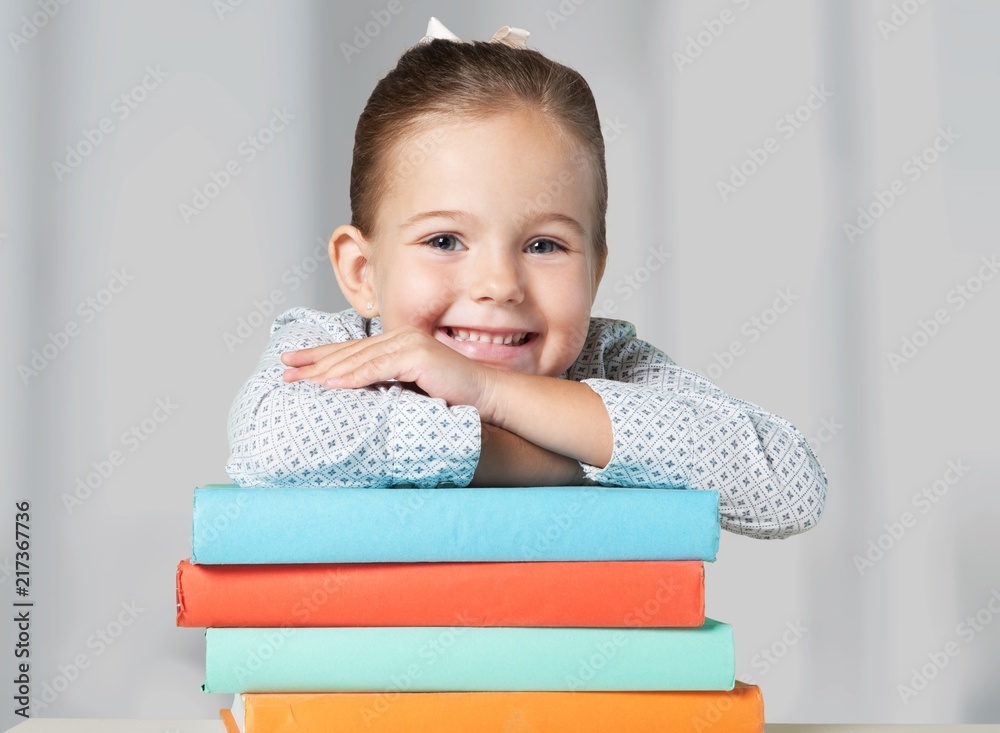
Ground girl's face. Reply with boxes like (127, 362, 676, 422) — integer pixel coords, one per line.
(366, 109, 601, 377)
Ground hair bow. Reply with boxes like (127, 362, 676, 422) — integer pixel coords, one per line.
(419, 16, 530, 49)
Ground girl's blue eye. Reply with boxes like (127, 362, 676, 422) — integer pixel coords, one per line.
(527, 239, 563, 254)
(424, 234, 462, 251)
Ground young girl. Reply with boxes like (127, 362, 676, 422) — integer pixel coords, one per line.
(225, 19, 827, 540)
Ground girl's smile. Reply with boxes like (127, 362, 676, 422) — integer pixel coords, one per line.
(435, 326, 540, 371)
(439, 327, 535, 347)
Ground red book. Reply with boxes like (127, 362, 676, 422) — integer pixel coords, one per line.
(176, 558, 704, 627)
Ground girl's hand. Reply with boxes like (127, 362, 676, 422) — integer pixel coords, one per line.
(280, 326, 501, 415)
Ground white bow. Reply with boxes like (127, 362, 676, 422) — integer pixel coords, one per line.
(419, 16, 530, 49)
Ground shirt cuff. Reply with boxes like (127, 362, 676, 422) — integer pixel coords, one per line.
(388, 388, 482, 487)
(577, 378, 691, 488)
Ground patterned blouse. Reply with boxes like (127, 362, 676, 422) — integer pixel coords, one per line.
(226, 307, 827, 539)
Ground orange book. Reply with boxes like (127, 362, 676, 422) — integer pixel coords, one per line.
(219, 683, 763, 732)
(176, 557, 704, 627)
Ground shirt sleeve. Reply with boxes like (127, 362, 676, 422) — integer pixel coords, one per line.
(573, 319, 827, 540)
(225, 309, 481, 488)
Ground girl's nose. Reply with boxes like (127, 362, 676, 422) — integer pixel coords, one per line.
(469, 252, 525, 305)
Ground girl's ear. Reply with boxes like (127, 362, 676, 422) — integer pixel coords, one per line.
(329, 225, 377, 315)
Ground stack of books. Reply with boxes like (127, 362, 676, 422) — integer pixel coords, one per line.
(176, 483, 764, 731)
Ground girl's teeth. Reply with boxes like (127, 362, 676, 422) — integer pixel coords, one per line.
(448, 328, 528, 346)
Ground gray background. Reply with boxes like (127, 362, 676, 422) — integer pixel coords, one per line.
(2, 0, 999, 725)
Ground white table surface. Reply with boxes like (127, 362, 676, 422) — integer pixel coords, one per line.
(4, 720, 1000, 732)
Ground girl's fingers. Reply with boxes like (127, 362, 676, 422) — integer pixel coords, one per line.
(281, 338, 372, 371)
(281, 340, 387, 385)
(281, 342, 349, 365)
(318, 337, 416, 387)
(283, 332, 413, 387)
(282, 367, 305, 382)
(281, 351, 310, 366)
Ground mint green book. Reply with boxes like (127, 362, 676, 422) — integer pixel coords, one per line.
(201, 620, 735, 693)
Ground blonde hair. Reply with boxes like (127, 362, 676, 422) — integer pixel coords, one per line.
(349, 38, 608, 283)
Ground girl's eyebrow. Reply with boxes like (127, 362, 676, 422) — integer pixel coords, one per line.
(401, 209, 586, 238)
(517, 211, 586, 239)
(400, 210, 472, 230)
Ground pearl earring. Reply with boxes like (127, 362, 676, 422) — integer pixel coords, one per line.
(366, 301, 374, 311)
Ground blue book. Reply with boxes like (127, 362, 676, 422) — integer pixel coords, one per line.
(201, 620, 735, 693)
(190, 484, 719, 564)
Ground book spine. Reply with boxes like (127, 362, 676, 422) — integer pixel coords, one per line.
(176, 559, 705, 628)
(231, 686, 764, 733)
(202, 622, 735, 693)
(191, 486, 720, 564)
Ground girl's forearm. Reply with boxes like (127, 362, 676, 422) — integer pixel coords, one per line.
(469, 422, 584, 487)
(479, 372, 614, 469)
